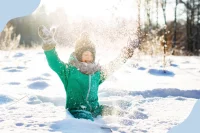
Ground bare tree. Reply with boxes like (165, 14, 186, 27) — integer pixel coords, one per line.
(161, 0, 167, 71)
(173, 0, 178, 49)
(161, 0, 167, 25)
(179, 0, 200, 54)
(145, 0, 152, 32)
(156, 0, 159, 28)
(198, 0, 200, 50)
(137, 0, 141, 44)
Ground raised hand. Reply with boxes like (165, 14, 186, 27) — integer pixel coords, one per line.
(120, 38, 139, 60)
(38, 25, 57, 50)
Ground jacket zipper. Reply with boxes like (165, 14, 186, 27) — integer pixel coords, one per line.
(86, 75, 92, 111)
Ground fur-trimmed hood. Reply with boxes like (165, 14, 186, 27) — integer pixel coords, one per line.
(68, 52, 101, 75)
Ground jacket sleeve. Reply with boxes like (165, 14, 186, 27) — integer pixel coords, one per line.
(44, 48, 69, 87)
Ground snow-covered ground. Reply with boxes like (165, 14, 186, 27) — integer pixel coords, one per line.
(0, 47, 200, 133)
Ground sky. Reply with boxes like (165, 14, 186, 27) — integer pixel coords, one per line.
(39, 0, 185, 25)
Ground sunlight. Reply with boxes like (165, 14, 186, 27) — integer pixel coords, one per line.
(41, 0, 137, 20)
(40, 0, 175, 25)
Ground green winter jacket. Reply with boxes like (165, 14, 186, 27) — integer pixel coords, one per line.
(44, 48, 128, 121)
(44, 48, 105, 120)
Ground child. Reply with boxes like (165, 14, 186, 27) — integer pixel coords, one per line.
(38, 26, 137, 121)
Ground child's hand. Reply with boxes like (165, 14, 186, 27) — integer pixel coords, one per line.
(121, 39, 139, 59)
(38, 25, 57, 50)
(128, 39, 140, 50)
(121, 46, 134, 59)
(38, 25, 55, 41)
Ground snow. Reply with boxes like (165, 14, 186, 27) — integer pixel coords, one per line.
(0, 47, 199, 133)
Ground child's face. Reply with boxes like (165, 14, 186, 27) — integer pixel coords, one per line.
(81, 51, 93, 63)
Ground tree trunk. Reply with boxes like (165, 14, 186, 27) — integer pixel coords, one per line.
(161, 0, 167, 71)
(191, 0, 196, 53)
(145, 0, 151, 32)
(197, 0, 200, 50)
(137, 0, 141, 44)
(161, 0, 167, 25)
(156, 0, 158, 28)
(186, 0, 191, 51)
(173, 0, 178, 49)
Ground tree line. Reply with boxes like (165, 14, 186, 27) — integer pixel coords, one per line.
(0, 1, 199, 55)
(136, 0, 200, 55)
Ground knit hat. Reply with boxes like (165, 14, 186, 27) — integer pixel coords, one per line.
(74, 32, 96, 62)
